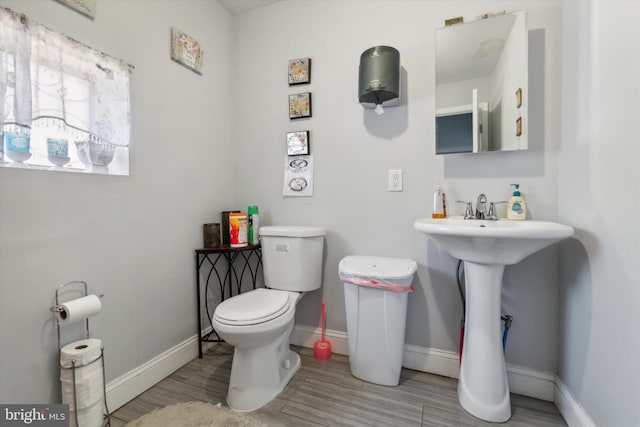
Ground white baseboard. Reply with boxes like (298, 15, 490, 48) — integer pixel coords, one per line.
(505, 363, 556, 401)
(106, 323, 593, 427)
(291, 325, 556, 402)
(554, 378, 597, 427)
(402, 343, 461, 380)
(105, 328, 215, 411)
(290, 324, 349, 355)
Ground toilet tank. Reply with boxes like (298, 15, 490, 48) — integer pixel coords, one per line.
(260, 226, 325, 292)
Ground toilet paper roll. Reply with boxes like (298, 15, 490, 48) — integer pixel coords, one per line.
(60, 339, 102, 368)
(60, 356, 102, 381)
(56, 295, 101, 326)
(60, 339, 105, 414)
(69, 399, 104, 427)
(61, 370, 104, 410)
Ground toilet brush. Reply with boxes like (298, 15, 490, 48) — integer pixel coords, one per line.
(313, 299, 332, 361)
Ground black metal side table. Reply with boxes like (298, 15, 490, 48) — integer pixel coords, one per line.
(195, 244, 262, 358)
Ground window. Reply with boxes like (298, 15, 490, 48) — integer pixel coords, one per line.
(0, 7, 131, 175)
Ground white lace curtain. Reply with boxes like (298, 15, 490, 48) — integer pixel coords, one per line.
(0, 7, 130, 147)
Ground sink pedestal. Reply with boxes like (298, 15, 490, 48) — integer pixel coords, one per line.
(459, 261, 510, 422)
(414, 217, 574, 423)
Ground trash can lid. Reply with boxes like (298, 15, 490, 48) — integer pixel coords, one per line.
(260, 225, 325, 237)
(338, 256, 417, 281)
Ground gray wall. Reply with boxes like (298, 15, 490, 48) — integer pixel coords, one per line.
(0, 0, 234, 403)
(558, 2, 640, 426)
(232, 0, 563, 372)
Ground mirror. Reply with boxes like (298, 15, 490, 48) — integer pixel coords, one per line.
(435, 11, 527, 154)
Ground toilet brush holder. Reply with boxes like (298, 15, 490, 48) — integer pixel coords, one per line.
(314, 339, 332, 361)
(313, 299, 332, 361)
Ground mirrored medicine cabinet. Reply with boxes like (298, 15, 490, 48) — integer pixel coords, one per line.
(435, 10, 527, 154)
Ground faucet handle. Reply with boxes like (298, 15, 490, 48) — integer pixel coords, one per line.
(456, 201, 475, 220)
(487, 201, 507, 220)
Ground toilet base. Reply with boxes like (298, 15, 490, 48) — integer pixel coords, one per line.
(226, 325, 300, 412)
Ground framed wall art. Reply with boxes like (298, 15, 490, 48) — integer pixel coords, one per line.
(170, 27, 203, 74)
(54, 0, 96, 19)
(283, 155, 313, 197)
(288, 58, 311, 85)
(286, 131, 310, 156)
(289, 92, 312, 119)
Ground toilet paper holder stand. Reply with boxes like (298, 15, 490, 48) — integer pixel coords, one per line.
(51, 280, 111, 427)
(50, 281, 105, 349)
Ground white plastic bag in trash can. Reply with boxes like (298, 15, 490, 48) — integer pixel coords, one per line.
(339, 256, 417, 386)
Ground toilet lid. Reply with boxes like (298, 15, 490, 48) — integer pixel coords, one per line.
(214, 288, 290, 326)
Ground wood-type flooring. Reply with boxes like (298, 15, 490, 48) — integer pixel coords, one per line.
(111, 343, 567, 426)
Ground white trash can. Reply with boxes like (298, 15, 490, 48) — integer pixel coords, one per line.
(339, 255, 418, 386)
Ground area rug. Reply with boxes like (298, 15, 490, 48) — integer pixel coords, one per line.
(126, 401, 268, 427)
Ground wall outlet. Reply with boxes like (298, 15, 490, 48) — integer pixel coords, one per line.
(388, 169, 403, 191)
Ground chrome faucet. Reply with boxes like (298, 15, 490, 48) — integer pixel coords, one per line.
(456, 194, 504, 220)
(475, 193, 487, 219)
(457, 201, 474, 219)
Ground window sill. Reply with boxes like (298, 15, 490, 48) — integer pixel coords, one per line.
(0, 159, 127, 175)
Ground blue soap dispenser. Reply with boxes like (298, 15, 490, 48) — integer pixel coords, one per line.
(507, 184, 527, 220)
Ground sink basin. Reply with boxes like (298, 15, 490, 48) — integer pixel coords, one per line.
(414, 217, 573, 422)
(414, 218, 574, 265)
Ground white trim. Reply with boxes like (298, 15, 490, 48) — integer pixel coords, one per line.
(436, 104, 472, 117)
(402, 343, 461, 379)
(554, 378, 597, 427)
(505, 363, 556, 402)
(291, 325, 556, 402)
(105, 328, 215, 411)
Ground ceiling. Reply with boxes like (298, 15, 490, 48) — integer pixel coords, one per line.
(436, 13, 517, 84)
(217, 0, 281, 16)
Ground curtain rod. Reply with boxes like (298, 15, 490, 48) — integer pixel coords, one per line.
(1, 6, 135, 72)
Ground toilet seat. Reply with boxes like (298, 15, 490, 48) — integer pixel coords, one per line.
(214, 288, 291, 326)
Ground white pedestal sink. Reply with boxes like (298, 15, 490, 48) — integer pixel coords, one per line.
(414, 218, 573, 422)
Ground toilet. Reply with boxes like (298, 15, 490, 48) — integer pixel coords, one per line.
(212, 225, 325, 412)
